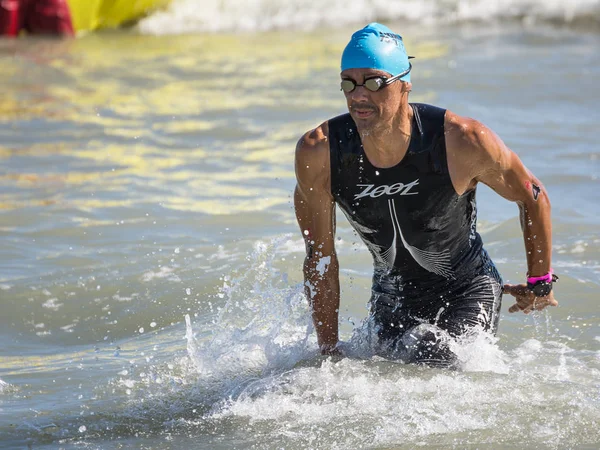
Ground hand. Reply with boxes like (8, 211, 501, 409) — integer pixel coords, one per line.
(504, 283, 558, 314)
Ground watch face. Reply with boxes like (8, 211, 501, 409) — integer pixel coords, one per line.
(531, 282, 552, 297)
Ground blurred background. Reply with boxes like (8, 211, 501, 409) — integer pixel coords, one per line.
(1, 0, 599, 448)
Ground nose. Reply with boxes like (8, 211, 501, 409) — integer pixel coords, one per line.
(350, 85, 370, 102)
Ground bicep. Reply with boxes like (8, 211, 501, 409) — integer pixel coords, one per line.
(294, 124, 336, 257)
(294, 184, 336, 257)
(477, 149, 532, 203)
(471, 126, 542, 205)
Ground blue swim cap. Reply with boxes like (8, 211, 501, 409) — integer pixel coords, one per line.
(341, 23, 411, 82)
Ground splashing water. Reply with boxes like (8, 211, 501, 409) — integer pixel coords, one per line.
(0, 379, 11, 393)
(3, 236, 599, 448)
(184, 237, 316, 398)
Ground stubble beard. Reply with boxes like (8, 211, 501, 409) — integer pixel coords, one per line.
(350, 103, 396, 140)
(350, 108, 379, 139)
(356, 114, 393, 140)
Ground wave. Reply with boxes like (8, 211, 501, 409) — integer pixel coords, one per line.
(0, 379, 10, 393)
(139, 0, 600, 34)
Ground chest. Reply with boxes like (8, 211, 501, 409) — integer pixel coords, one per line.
(335, 152, 456, 231)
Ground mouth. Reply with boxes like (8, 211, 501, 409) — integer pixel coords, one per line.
(351, 107, 375, 119)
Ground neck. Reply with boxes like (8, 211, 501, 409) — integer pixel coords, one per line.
(360, 101, 413, 168)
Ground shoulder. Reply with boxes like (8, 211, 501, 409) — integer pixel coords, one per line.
(295, 121, 331, 190)
(445, 111, 493, 149)
(444, 110, 510, 170)
(296, 121, 329, 155)
(443, 110, 516, 193)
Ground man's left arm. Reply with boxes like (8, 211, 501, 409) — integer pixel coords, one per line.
(447, 115, 558, 314)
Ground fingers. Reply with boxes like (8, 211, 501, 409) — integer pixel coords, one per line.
(508, 296, 558, 314)
(509, 302, 534, 314)
(504, 283, 559, 314)
(506, 284, 531, 314)
(508, 303, 521, 313)
(503, 283, 528, 297)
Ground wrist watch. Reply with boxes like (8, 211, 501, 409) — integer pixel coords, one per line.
(527, 270, 559, 297)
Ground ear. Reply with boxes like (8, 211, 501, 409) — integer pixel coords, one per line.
(401, 81, 413, 93)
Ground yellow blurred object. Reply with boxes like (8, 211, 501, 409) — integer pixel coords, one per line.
(66, 0, 171, 34)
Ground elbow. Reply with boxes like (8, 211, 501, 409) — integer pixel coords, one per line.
(519, 187, 551, 220)
(529, 187, 551, 212)
(541, 189, 551, 210)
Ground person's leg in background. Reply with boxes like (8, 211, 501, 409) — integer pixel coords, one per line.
(26, 0, 74, 36)
(0, 0, 27, 37)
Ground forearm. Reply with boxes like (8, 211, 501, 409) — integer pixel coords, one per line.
(519, 194, 552, 276)
(303, 255, 340, 349)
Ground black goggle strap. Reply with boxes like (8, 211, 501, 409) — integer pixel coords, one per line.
(382, 63, 412, 87)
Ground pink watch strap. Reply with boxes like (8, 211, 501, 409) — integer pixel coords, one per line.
(527, 269, 553, 285)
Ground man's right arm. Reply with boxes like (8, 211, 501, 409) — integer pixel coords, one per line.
(293, 122, 341, 355)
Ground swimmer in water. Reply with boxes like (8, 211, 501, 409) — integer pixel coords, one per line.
(294, 23, 558, 366)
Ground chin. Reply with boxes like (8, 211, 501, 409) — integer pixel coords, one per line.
(352, 115, 379, 136)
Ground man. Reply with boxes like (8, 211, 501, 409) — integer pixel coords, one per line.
(294, 23, 558, 367)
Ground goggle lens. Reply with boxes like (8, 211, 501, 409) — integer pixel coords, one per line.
(340, 80, 356, 93)
(340, 78, 384, 93)
(339, 63, 412, 94)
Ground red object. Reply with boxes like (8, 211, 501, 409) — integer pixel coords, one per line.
(0, 0, 74, 36)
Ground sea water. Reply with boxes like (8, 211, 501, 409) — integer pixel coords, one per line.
(1, 1, 599, 448)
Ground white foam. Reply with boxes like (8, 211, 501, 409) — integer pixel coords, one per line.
(212, 360, 491, 434)
(273, 236, 305, 256)
(202, 332, 600, 447)
(139, 0, 600, 34)
(42, 298, 64, 311)
(451, 328, 509, 373)
(141, 266, 182, 282)
(98, 236, 599, 448)
(112, 293, 138, 302)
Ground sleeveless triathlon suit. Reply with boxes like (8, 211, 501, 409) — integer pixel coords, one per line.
(328, 103, 503, 361)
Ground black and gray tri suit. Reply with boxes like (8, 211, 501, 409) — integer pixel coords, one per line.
(328, 103, 503, 366)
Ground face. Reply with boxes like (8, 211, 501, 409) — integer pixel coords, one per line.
(340, 68, 410, 136)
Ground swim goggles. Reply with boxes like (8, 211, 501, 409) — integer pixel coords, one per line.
(340, 63, 412, 93)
